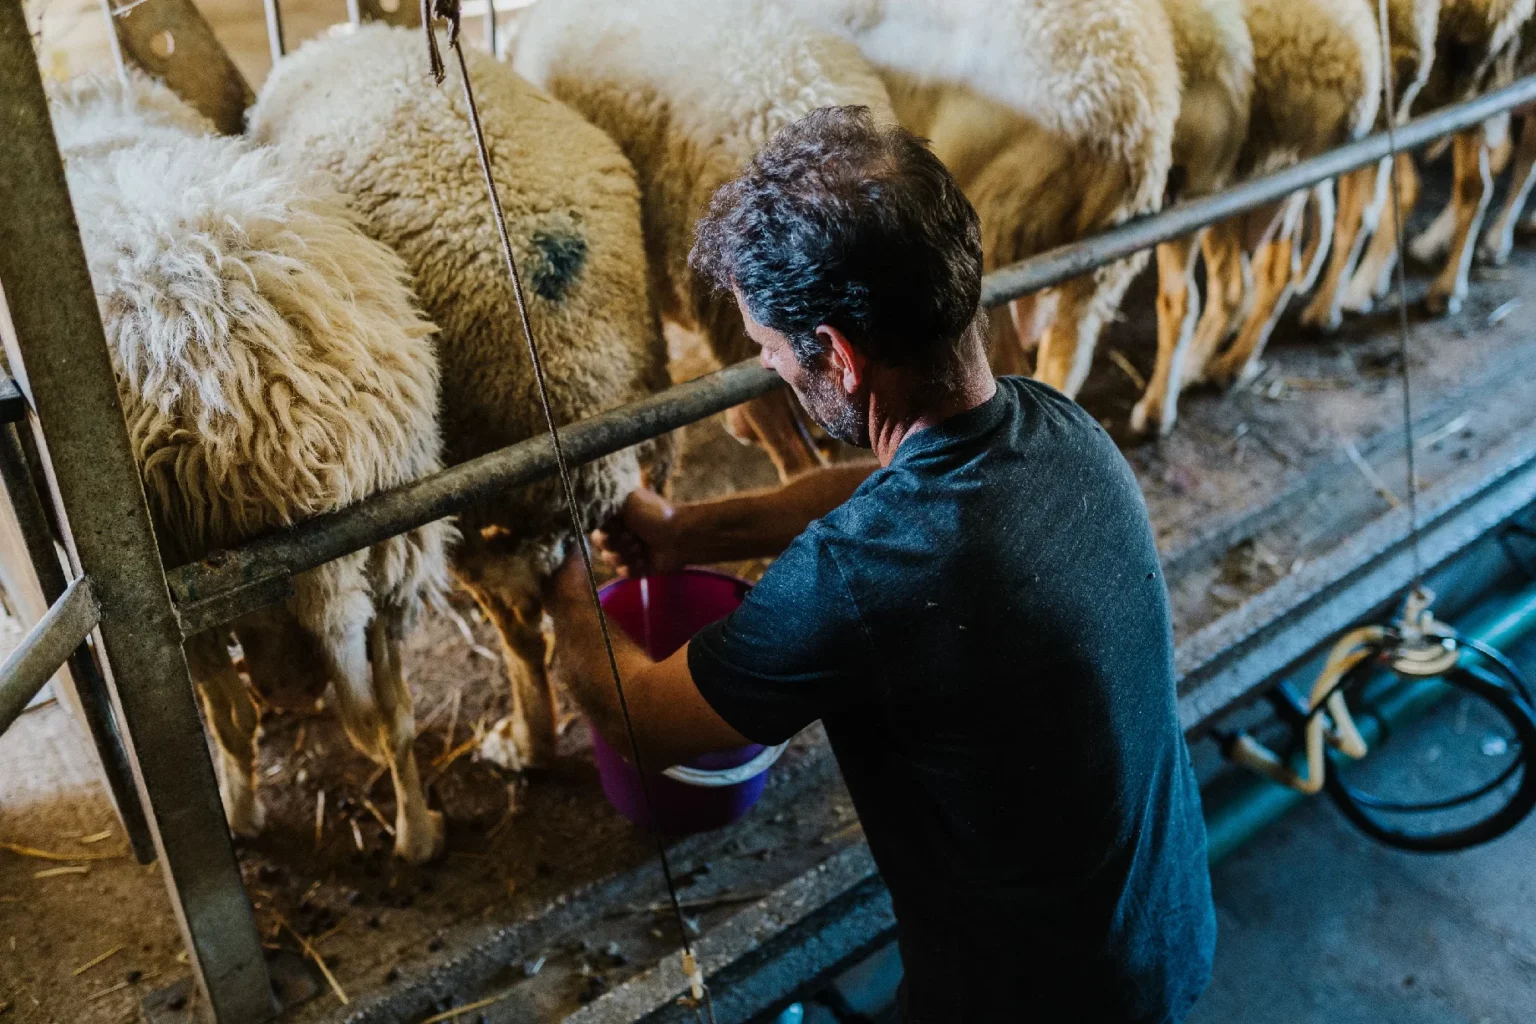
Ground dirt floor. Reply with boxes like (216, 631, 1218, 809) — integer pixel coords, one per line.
(6, 158, 1536, 1024)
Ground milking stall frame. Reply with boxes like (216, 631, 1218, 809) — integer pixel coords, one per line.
(7, 0, 1536, 1019)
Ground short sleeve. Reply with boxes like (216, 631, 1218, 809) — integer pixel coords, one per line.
(687, 528, 875, 745)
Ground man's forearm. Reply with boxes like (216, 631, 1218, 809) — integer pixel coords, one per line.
(549, 583, 653, 745)
(672, 461, 876, 563)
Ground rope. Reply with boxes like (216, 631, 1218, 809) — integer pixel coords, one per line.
(420, 5, 714, 1018)
(1376, 0, 1425, 591)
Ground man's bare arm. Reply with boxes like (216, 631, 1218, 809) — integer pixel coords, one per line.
(544, 556, 750, 768)
(596, 461, 877, 575)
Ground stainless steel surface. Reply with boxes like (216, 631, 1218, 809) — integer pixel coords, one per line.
(262, 0, 285, 62)
(0, 4, 275, 1018)
(0, 576, 98, 737)
(0, 420, 154, 862)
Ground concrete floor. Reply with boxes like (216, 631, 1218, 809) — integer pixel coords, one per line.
(1189, 655, 1536, 1024)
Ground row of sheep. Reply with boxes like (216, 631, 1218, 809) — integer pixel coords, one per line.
(43, 0, 1536, 865)
(517, 0, 1536, 450)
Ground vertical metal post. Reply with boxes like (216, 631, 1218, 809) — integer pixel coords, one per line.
(0, 4, 276, 1021)
(262, 0, 285, 64)
(0, 419, 155, 863)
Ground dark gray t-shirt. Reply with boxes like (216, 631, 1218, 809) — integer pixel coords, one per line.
(689, 377, 1215, 1022)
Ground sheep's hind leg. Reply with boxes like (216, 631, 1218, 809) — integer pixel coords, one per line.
(455, 547, 558, 773)
(1301, 167, 1370, 332)
(1034, 254, 1139, 399)
(1208, 194, 1306, 388)
(1132, 233, 1201, 435)
(185, 631, 264, 838)
(740, 390, 825, 482)
(1344, 154, 1419, 313)
(1424, 127, 1492, 316)
(325, 615, 444, 863)
(1482, 111, 1536, 265)
(1184, 218, 1249, 389)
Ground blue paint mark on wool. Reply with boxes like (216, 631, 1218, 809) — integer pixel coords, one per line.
(529, 229, 587, 303)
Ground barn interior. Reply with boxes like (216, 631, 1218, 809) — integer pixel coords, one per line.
(4, 2, 1536, 1023)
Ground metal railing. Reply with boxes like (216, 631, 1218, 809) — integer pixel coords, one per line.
(163, 73, 1536, 639)
(5, 0, 1536, 1014)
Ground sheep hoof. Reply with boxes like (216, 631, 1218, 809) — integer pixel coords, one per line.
(1480, 241, 1512, 267)
(1424, 288, 1462, 317)
(1128, 401, 1152, 436)
(1408, 236, 1445, 265)
(395, 809, 446, 865)
(1339, 290, 1375, 316)
(478, 716, 551, 772)
(225, 791, 266, 839)
(1298, 299, 1341, 334)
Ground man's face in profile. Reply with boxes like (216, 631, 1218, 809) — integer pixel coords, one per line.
(734, 293, 870, 448)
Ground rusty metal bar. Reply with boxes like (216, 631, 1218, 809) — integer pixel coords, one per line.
(0, 419, 155, 862)
(159, 74, 1536, 636)
(0, 576, 98, 736)
(168, 359, 780, 633)
(103, 0, 253, 135)
(0, 3, 275, 1019)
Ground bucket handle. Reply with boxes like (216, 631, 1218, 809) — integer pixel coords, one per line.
(662, 741, 790, 788)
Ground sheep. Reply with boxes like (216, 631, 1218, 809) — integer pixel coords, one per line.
(787, 0, 1181, 400)
(1479, 22, 1536, 265)
(50, 71, 455, 863)
(511, 0, 890, 481)
(1300, 0, 1440, 332)
(1131, 0, 1255, 435)
(1365, 0, 1534, 315)
(250, 23, 674, 774)
(1183, 0, 1382, 389)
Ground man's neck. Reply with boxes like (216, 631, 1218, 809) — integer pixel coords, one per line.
(868, 362, 997, 466)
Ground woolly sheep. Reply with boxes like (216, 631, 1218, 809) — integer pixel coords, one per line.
(793, 0, 1182, 400)
(1480, 19, 1536, 265)
(1395, 0, 1534, 314)
(1183, 0, 1382, 389)
(51, 71, 455, 863)
(1132, 0, 1255, 435)
(251, 24, 673, 773)
(512, 0, 890, 481)
(1305, 0, 1441, 327)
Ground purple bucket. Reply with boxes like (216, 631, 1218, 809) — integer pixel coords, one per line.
(591, 569, 779, 834)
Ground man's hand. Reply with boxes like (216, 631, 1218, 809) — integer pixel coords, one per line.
(593, 489, 684, 578)
(595, 463, 878, 576)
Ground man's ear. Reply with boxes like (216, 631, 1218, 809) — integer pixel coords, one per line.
(817, 324, 866, 396)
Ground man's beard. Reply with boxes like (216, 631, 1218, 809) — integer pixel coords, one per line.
(793, 372, 870, 448)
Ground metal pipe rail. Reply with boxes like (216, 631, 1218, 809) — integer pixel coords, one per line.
(165, 73, 1536, 637)
(0, 576, 98, 735)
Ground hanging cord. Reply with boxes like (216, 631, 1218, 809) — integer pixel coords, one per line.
(420, 6, 714, 1019)
(1376, 0, 1425, 592)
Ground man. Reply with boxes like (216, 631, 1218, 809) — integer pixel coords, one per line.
(544, 106, 1215, 1022)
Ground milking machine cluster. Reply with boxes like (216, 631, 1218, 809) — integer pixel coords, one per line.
(1219, 583, 1536, 852)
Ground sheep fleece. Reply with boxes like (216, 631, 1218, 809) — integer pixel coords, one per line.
(54, 75, 451, 630)
(251, 24, 670, 552)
